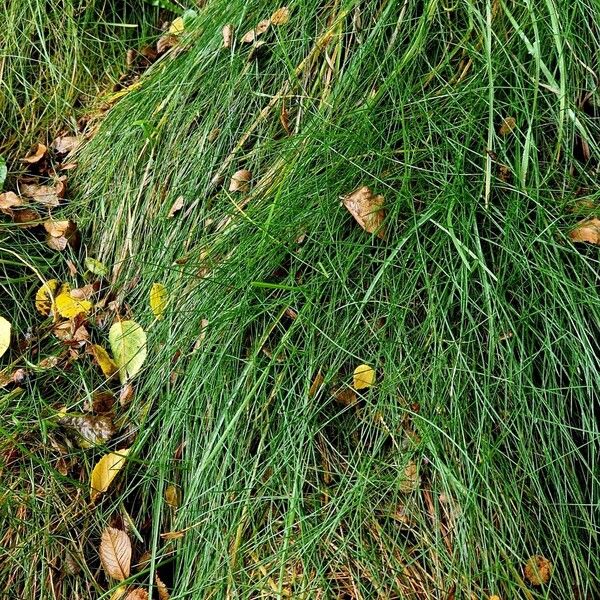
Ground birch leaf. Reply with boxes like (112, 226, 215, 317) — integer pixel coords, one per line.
(55, 292, 92, 319)
(99, 527, 131, 581)
(90, 448, 131, 502)
(150, 283, 168, 320)
(353, 364, 375, 390)
(109, 320, 147, 384)
(91, 344, 119, 379)
(0, 317, 11, 358)
(35, 279, 59, 316)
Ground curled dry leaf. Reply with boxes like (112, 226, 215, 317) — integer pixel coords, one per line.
(271, 7, 291, 25)
(569, 217, 600, 245)
(44, 219, 73, 238)
(91, 344, 119, 379)
(157, 34, 179, 55)
(353, 364, 375, 390)
(399, 460, 420, 493)
(0, 191, 24, 214)
(124, 589, 149, 600)
(109, 320, 147, 384)
(241, 19, 270, 43)
(55, 291, 92, 319)
(222, 24, 233, 48)
(150, 283, 168, 320)
(20, 181, 64, 207)
(498, 116, 516, 136)
(0, 316, 11, 359)
(342, 186, 385, 239)
(99, 527, 132, 581)
(90, 448, 131, 502)
(52, 135, 81, 155)
(308, 370, 324, 398)
(331, 386, 357, 406)
(160, 530, 185, 540)
(155, 575, 170, 600)
(524, 555, 552, 586)
(35, 279, 59, 316)
(13, 207, 41, 228)
(229, 169, 252, 193)
(21, 143, 47, 164)
(119, 383, 135, 407)
(167, 196, 184, 218)
(70, 283, 95, 301)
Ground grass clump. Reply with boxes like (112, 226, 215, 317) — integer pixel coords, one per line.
(2, 0, 600, 598)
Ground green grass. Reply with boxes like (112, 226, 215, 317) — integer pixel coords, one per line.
(2, 0, 600, 598)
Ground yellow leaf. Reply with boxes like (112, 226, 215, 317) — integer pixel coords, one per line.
(165, 484, 180, 508)
(35, 279, 60, 316)
(0, 317, 11, 358)
(90, 448, 131, 502)
(353, 364, 375, 390)
(91, 344, 119, 379)
(99, 527, 131, 581)
(524, 555, 552, 586)
(55, 292, 92, 319)
(109, 320, 147, 384)
(169, 16, 185, 35)
(150, 283, 168, 320)
(110, 586, 128, 600)
(271, 7, 290, 25)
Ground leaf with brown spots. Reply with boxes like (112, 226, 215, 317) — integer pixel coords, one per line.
(524, 555, 552, 586)
(498, 116, 516, 136)
(569, 217, 600, 245)
(342, 186, 385, 239)
(271, 7, 290, 25)
(99, 527, 131, 581)
(229, 169, 252, 193)
(35, 279, 59, 316)
(241, 19, 270, 43)
(21, 143, 47, 164)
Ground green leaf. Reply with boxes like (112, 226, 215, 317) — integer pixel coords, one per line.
(109, 320, 147, 384)
(85, 257, 109, 277)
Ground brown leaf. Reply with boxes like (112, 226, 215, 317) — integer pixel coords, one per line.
(241, 19, 270, 43)
(0, 191, 24, 214)
(271, 7, 290, 25)
(399, 460, 420, 493)
(498, 116, 516, 136)
(46, 234, 69, 251)
(13, 207, 41, 228)
(222, 24, 233, 48)
(52, 135, 81, 155)
(308, 370, 324, 398)
(342, 186, 385, 239)
(569, 217, 600, 245)
(119, 383, 135, 407)
(167, 196, 184, 218)
(21, 143, 47, 164)
(61, 414, 115, 447)
(229, 169, 252, 193)
(124, 589, 149, 600)
(44, 219, 73, 238)
(157, 34, 179, 54)
(160, 530, 185, 540)
(20, 181, 64, 207)
(155, 575, 170, 600)
(90, 391, 116, 414)
(99, 527, 132, 581)
(331, 386, 357, 407)
(524, 555, 552, 586)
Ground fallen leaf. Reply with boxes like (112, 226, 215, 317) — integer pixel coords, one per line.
(44, 220, 73, 237)
(399, 460, 420, 493)
(119, 383, 135, 407)
(169, 16, 185, 35)
(342, 186, 385, 239)
(165, 484, 180, 508)
(150, 283, 168, 320)
(160, 530, 185, 540)
(308, 370, 324, 398)
(109, 320, 147, 384)
(241, 19, 270, 43)
(90, 448, 131, 502)
(0, 317, 11, 358)
(229, 169, 252, 192)
(61, 414, 115, 447)
(0, 191, 23, 214)
(13, 207, 41, 228)
(52, 135, 81, 155)
(20, 182, 62, 207)
(82, 257, 107, 278)
(110, 586, 127, 600)
(90, 390, 116, 414)
(70, 283, 95, 301)
(21, 143, 47, 164)
(46, 234, 68, 251)
(569, 217, 600, 245)
(155, 575, 170, 600)
(55, 291, 92, 319)
(271, 7, 290, 25)
(353, 364, 375, 390)
(331, 386, 357, 406)
(99, 527, 131, 581)
(499, 116, 516, 136)
(524, 555, 552, 586)
(222, 24, 233, 48)
(167, 196, 184, 218)
(35, 279, 59, 316)
(124, 589, 149, 600)
(91, 344, 119, 379)
(157, 34, 179, 55)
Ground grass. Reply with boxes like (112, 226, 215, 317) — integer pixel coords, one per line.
(2, 0, 600, 598)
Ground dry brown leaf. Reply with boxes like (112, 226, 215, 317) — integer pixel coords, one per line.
(20, 181, 64, 207)
(90, 390, 116, 414)
(119, 383, 135, 407)
(157, 34, 179, 54)
(90, 448, 131, 502)
(160, 530, 185, 540)
(165, 484, 181, 508)
(124, 589, 149, 600)
(399, 460, 420, 493)
(167, 196, 184, 218)
(524, 555, 552, 586)
(222, 24, 233, 48)
(52, 135, 81, 155)
(99, 527, 131, 581)
(70, 284, 95, 301)
(229, 169, 252, 192)
(0, 191, 24, 214)
(271, 7, 290, 25)
(13, 207, 41, 228)
(241, 19, 270, 43)
(331, 386, 357, 406)
(21, 143, 47, 164)
(498, 116, 516, 136)
(569, 217, 600, 245)
(62, 414, 115, 447)
(155, 575, 170, 600)
(46, 234, 69, 251)
(308, 370, 325, 398)
(44, 219, 73, 237)
(91, 344, 119, 379)
(342, 186, 385, 239)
